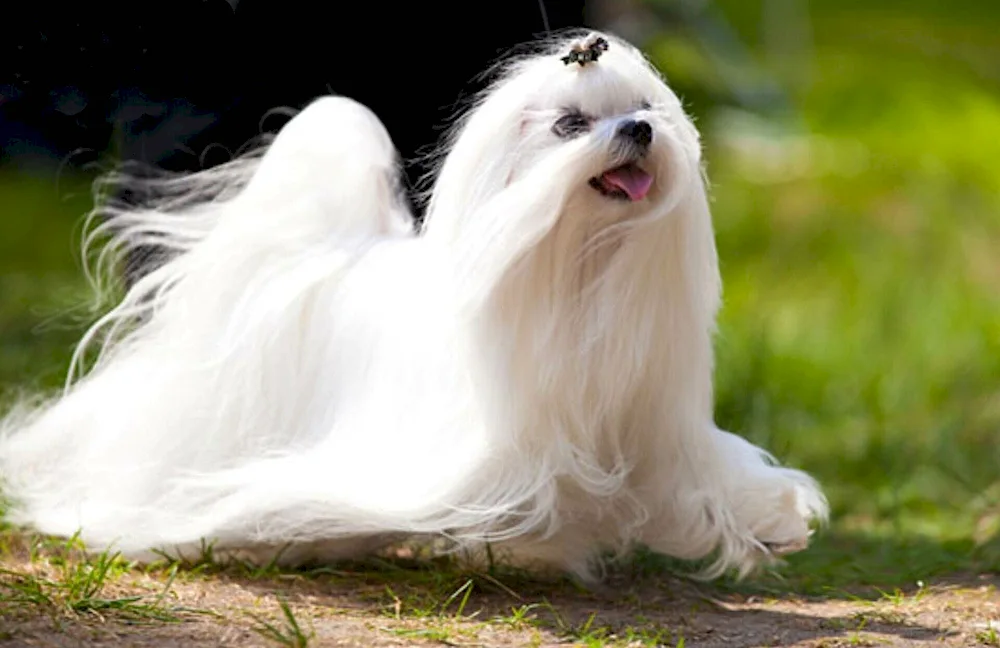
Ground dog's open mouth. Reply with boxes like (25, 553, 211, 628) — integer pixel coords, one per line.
(589, 162, 653, 202)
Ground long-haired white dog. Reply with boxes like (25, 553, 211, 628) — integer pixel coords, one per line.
(0, 32, 826, 579)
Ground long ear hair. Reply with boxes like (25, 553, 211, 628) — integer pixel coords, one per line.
(420, 70, 535, 241)
(417, 30, 589, 226)
(420, 30, 606, 241)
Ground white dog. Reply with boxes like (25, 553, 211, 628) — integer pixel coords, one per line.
(0, 32, 826, 580)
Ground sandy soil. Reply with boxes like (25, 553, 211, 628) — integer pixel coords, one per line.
(2, 549, 999, 648)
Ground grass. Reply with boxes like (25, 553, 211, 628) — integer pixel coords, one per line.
(0, 530, 185, 624)
(1, 0, 1000, 644)
(979, 625, 1000, 647)
(646, 0, 1000, 596)
(248, 596, 313, 647)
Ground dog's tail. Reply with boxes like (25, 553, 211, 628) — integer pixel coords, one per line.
(63, 97, 415, 386)
(0, 97, 414, 553)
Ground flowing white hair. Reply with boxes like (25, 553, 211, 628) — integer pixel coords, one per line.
(0, 30, 826, 580)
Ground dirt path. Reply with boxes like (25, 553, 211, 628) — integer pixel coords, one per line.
(2, 548, 999, 648)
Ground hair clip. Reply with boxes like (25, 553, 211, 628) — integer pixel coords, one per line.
(561, 36, 609, 67)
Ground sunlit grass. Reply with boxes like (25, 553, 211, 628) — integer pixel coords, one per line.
(647, 0, 1000, 591)
(0, 529, 186, 623)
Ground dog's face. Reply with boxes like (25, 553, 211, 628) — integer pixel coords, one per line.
(507, 33, 704, 224)
(425, 32, 707, 259)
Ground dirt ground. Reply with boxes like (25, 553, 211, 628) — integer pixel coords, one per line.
(2, 548, 999, 648)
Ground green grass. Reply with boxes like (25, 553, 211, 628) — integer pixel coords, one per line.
(646, 0, 1000, 595)
(0, 531, 185, 623)
(0, 172, 95, 397)
(0, 1, 999, 637)
(248, 596, 313, 647)
(979, 625, 1000, 647)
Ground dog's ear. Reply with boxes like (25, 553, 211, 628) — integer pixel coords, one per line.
(509, 115, 531, 187)
(516, 104, 560, 140)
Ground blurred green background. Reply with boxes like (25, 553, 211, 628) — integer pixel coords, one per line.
(1, 0, 999, 592)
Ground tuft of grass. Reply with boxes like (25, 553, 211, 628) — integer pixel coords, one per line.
(148, 539, 298, 582)
(530, 601, 681, 647)
(248, 596, 313, 648)
(497, 602, 542, 629)
(378, 577, 481, 620)
(0, 533, 183, 623)
(978, 625, 1000, 647)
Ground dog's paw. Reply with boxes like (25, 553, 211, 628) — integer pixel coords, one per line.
(748, 475, 827, 557)
(762, 535, 810, 556)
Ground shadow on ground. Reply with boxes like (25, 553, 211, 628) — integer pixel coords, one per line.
(2, 529, 997, 647)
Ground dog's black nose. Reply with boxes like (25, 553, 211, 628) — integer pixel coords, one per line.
(616, 119, 653, 148)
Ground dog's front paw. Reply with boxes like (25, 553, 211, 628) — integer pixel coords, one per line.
(762, 537, 810, 556)
(747, 474, 827, 558)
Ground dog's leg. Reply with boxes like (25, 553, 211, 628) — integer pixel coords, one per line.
(709, 427, 826, 554)
(641, 425, 827, 576)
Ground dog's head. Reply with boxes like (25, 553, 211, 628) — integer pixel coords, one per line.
(425, 31, 704, 241)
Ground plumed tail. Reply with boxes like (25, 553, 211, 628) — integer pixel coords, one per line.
(64, 96, 414, 385)
(0, 96, 416, 558)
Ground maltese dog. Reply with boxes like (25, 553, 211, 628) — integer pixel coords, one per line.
(0, 32, 826, 580)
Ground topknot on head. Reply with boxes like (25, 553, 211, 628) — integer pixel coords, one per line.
(560, 33, 609, 67)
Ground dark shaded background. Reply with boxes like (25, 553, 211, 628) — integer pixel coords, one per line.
(1, 0, 587, 202)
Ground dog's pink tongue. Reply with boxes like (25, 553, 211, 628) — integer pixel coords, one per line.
(603, 164, 653, 201)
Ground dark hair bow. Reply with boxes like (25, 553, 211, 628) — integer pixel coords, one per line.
(561, 36, 609, 67)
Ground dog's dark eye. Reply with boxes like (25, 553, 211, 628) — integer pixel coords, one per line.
(552, 111, 591, 139)
(639, 100, 652, 111)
